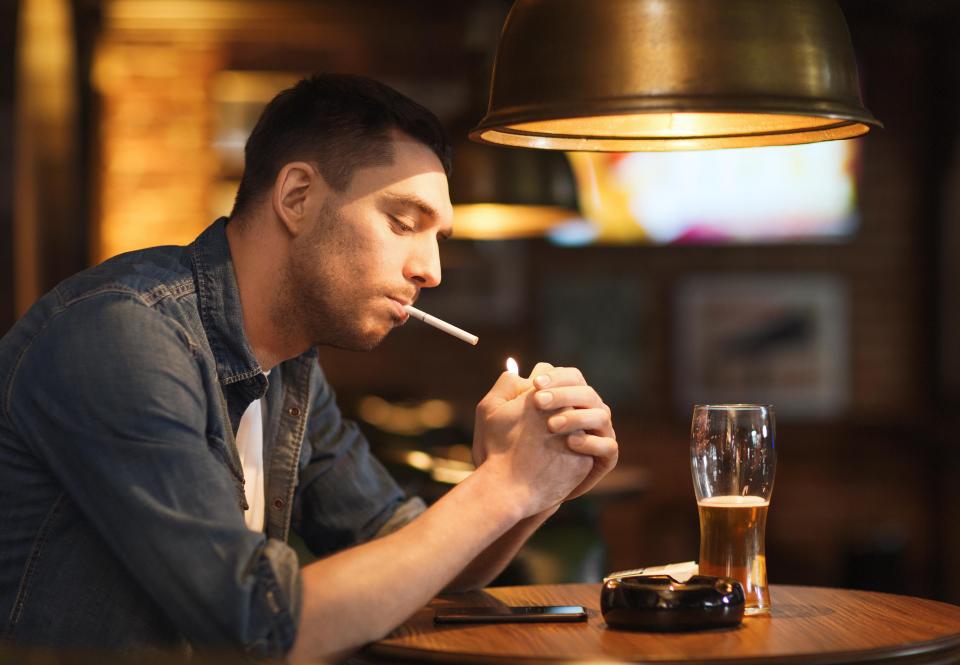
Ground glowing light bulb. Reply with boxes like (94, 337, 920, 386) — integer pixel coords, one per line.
(506, 357, 519, 375)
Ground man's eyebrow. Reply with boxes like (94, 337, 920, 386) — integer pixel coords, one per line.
(385, 193, 439, 219)
(385, 193, 453, 239)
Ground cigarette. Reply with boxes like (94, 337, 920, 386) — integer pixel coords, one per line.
(404, 305, 479, 346)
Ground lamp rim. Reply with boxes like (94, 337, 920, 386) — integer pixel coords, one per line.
(472, 124, 872, 152)
(474, 118, 867, 143)
(472, 96, 882, 139)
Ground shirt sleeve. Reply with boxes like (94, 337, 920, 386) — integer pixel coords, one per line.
(9, 293, 301, 657)
(292, 363, 420, 556)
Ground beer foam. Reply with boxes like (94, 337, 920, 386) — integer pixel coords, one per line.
(699, 495, 769, 507)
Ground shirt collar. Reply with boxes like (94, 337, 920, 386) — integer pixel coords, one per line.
(189, 217, 264, 385)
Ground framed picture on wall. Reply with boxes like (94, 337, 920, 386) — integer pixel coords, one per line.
(674, 275, 849, 419)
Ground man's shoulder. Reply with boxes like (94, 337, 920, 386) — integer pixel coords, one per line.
(0, 244, 201, 382)
(55, 244, 196, 308)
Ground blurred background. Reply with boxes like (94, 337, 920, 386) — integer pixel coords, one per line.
(2, 0, 960, 603)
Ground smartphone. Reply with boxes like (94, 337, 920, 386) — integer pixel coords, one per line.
(433, 605, 587, 623)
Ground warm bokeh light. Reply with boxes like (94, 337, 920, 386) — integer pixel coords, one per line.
(515, 112, 847, 139)
(356, 395, 455, 436)
(92, 40, 220, 261)
(452, 204, 575, 240)
(402, 450, 433, 472)
(477, 118, 869, 152)
(398, 450, 474, 485)
(506, 357, 519, 375)
(565, 140, 861, 244)
(16, 0, 79, 314)
(429, 460, 474, 485)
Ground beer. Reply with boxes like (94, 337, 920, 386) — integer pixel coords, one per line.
(697, 495, 770, 614)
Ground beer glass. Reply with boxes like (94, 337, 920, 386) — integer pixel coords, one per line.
(691, 404, 776, 615)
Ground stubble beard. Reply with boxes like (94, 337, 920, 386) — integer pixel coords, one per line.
(278, 203, 389, 353)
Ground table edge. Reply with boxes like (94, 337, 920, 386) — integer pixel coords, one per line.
(365, 633, 960, 665)
(364, 584, 960, 665)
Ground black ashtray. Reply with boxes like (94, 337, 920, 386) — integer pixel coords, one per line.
(601, 575, 745, 631)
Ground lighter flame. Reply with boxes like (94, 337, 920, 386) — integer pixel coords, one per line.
(506, 357, 519, 375)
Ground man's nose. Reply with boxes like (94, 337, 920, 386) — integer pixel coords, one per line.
(405, 239, 441, 288)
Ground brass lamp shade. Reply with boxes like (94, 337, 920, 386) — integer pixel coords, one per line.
(471, 0, 882, 151)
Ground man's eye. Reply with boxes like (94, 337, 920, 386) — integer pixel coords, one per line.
(389, 215, 414, 233)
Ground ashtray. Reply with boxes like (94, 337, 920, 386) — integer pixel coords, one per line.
(601, 575, 745, 631)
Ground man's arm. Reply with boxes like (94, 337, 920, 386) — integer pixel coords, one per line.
(291, 355, 618, 594)
(443, 363, 619, 592)
(443, 507, 556, 592)
(290, 363, 411, 557)
(10, 295, 300, 657)
(288, 370, 595, 661)
(289, 463, 528, 662)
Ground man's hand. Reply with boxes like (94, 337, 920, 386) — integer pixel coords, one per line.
(528, 363, 618, 501)
(472, 362, 618, 509)
(292, 364, 617, 661)
(471, 369, 592, 518)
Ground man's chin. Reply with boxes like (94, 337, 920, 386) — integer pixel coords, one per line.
(321, 326, 391, 352)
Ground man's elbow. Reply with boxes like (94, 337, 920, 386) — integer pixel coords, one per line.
(442, 570, 496, 593)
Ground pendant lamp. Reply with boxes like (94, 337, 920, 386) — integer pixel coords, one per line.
(449, 129, 578, 239)
(471, 0, 881, 151)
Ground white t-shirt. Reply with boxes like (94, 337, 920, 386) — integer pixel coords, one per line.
(236, 373, 268, 532)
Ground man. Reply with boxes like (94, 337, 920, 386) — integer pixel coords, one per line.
(0, 74, 618, 661)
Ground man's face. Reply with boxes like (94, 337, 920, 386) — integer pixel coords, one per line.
(287, 132, 453, 351)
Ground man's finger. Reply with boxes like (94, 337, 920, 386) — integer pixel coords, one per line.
(533, 385, 603, 411)
(532, 366, 586, 390)
(526, 361, 554, 385)
(562, 437, 619, 501)
(547, 408, 610, 434)
(567, 433, 619, 463)
(481, 371, 533, 408)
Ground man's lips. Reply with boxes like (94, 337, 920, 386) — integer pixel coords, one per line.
(387, 296, 412, 321)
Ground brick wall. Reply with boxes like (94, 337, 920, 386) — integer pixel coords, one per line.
(92, 39, 222, 261)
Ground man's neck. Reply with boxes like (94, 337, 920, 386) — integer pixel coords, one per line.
(225, 213, 310, 371)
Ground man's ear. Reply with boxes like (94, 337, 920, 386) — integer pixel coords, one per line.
(271, 161, 325, 236)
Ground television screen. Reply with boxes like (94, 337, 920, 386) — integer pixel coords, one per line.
(555, 140, 862, 246)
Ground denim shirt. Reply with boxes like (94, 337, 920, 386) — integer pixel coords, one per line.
(0, 218, 414, 657)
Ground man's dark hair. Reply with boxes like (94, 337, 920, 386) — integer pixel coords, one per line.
(231, 73, 452, 217)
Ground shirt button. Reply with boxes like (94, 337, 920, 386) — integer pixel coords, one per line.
(288, 406, 301, 417)
(273, 498, 284, 510)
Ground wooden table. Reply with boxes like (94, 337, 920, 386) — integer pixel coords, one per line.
(355, 584, 960, 664)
